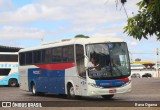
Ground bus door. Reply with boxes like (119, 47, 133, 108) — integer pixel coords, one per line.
(75, 44, 87, 96)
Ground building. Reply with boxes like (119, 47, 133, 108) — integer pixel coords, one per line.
(0, 45, 22, 52)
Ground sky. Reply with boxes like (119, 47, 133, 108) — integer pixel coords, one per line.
(0, 0, 159, 62)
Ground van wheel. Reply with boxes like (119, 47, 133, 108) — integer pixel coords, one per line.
(101, 95, 114, 99)
(67, 84, 75, 99)
(9, 79, 18, 87)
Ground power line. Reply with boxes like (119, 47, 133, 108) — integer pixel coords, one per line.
(130, 53, 154, 54)
(122, 4, 128, 18)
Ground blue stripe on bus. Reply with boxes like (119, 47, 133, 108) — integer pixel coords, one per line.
(28, 68, 65, 94)
(0, 72, 19, 85)
(95, 79, 128, 88)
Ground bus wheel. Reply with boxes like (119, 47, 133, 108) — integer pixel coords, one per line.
(67, 84, 75, 99)
(31, 83, 44, 96)
(31, 84, 38, 95)
(101, 95, 114, 99)
(8, 79, 18, 87)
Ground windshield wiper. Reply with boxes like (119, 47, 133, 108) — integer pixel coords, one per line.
(113, 64, 123, 76)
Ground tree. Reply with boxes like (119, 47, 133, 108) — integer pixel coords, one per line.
(124, 0, 160, 40)
(74, 34, 90, 38)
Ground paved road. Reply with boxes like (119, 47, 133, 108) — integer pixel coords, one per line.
(0, 78, 160, 108)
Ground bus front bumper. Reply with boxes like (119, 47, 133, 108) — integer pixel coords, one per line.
(87, 81, 131, 96)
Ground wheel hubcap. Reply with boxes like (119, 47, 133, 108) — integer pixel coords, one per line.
(11, 82, 15, 86)
(70, 86, 75, 96)
(32, 85, 36, 94)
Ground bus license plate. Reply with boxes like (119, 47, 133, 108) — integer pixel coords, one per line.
(109, 89, 117, 93)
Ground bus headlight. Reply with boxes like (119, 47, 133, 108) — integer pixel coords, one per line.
(88, 83, 103, 88)
(121, 80, 131, 87)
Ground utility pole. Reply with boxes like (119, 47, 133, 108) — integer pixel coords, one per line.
(129, 51, 133, 63)
(156, 48, 159, 77)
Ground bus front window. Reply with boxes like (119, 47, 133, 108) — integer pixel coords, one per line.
(108, 43, 130, 78)
(86, 43, 130, 79)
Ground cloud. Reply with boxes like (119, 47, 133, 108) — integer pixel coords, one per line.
(130, 41, 138, 47)
(0, 4, 69, 24)
(0, 0, 14, 12)
(0, 26, 45, 40)
(0, 0, 140, 25)
(0, 0, 143, 46)
(0, 0, 141, 37)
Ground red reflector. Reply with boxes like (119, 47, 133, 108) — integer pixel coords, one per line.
(109, 89, 116, 93)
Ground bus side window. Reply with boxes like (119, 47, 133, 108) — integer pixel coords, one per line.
(19, 53, 25, 65)
(52, 47, 62, 63)
(62, 46, 74, 62)
(33, 51, 41, 64)
(26, 52, 33, 65)
(76, 44, 86, 78)
(0, 54, 18, 62)
(45, 49, 52, 63)
(0, 69, 11, 76)
(41, 50, 45, 64)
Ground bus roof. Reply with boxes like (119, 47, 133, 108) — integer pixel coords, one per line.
(19, 37, 124, 52)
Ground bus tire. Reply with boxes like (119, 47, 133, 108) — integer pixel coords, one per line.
(31, 83, 44, 96)
(31, 83, 38, 95)
(67, 83, 75, 99)
(8, 79, 18, 87)
(101, 95, 114, 99)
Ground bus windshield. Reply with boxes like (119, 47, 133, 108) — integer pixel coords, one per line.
(86, 42, 130, 79)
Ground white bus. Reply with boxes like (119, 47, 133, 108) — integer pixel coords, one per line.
(131, 64, 145, 70)
(0, 52, 19, 87)
(18, 38, 131, 99)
